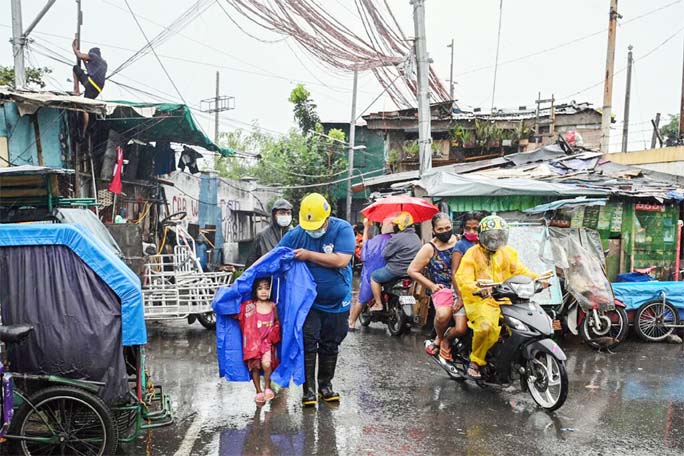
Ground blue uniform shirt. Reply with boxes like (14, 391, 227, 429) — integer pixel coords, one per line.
(278, 217, 355, 313)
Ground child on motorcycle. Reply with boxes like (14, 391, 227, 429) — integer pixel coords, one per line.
(237, 277, 281, 404)
(456, 215, 538, 380)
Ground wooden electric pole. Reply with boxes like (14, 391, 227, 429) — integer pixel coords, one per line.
(600, 0, 619, 154)
(621, 45, 633, 153)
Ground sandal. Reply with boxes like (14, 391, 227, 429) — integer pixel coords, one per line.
(466, 362, 482, 380)
(368, 300, 383, 312)
(255, 392, 266, 404)
(264, 388, 275, 401)
(424, 340, 439, 356)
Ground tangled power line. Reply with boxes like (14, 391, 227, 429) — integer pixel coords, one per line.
(220, 0, 450, 108)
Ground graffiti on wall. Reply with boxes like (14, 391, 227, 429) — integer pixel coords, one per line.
(171, 195, 199, 223)
(220, 199, 248, 242)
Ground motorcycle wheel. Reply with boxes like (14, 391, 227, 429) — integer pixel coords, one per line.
(386, 298, 406, 336)
(525, 351, 568, 411)
(196, 311, 217, 330)
(634, 300, 680, 342)
(358, 305, 372, 327)
(579, 307, 628, 350)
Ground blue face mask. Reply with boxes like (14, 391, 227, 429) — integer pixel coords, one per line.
(306, 227, 327, 239)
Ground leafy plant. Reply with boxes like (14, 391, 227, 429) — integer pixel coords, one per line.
(289, 84, 321, 134)
(215, 85, 347, 212)
(0, 66, 52, 89)
(660, 114, 681, 145)
(402, 140, 419, 160)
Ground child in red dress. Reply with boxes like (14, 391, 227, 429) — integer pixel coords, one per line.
(238, 277, 281, 404)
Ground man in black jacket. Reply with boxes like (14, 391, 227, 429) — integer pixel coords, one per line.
(245, 199, 293, 267)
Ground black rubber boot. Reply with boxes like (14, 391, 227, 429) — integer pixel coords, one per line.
(302, 352, 318, 406)
(317, 353, 340, 402)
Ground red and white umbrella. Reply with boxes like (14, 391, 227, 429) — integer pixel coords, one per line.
(360, 195, 439, 223)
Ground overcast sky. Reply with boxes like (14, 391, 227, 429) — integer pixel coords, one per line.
(2, 0, 683, 152)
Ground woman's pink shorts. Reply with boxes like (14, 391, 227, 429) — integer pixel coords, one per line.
(432, 287, 454, 308)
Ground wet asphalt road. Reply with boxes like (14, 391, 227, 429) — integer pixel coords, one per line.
(121, 319, 684, 456)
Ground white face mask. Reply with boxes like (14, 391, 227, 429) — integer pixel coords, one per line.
(306, 227, 327, 239)
(276, 214, 292, 227)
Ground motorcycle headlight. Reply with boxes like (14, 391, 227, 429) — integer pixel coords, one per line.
(509, 281, 536, 299)
(505, 316, 529, 331)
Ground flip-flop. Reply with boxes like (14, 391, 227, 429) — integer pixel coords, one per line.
(424, 340, 439, 356)
(466, 363, 482, 380)
(264, 388, 275, 401)
(255, 392, 266, 404)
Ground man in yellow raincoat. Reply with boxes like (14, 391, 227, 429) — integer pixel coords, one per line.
(456, 215, 538, 380)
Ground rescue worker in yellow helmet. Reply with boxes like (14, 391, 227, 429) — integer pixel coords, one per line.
(369, 211, 422, 311)
(277, 193, 356, 406)
(455, 215, 538, 380)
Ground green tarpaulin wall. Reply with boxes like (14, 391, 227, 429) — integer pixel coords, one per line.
(104, 101, 234, 156)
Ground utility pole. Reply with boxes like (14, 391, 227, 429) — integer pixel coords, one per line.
(412, 0, 432, 176)
(600, 0, 619, 154)
(621, 45, 633, 153)
(200, 72, 235, 146)
(345, 70, 358, 223)
(10, 0, 25, 88)
(74, 0, 83, 95)
(214, 71, 220, 144)
(447, 39, 454, 100)
(679, 33, 684, 140)
(10, 0, 57, 89)
(491, 0, 503, 114)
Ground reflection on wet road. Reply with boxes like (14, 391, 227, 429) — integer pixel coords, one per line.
(123, 320, 684, 455)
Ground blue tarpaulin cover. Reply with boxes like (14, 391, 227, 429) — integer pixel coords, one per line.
(213, 247, 316, 386)
(0, 224, 147, 345)
(612, 281, 684, 311)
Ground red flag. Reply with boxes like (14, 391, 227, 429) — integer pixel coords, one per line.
(108, 146, 123, 194)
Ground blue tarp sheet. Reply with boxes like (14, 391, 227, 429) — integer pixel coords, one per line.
(612, 281, 684, 312)
(213, 247, 316, 386)
(0, 224, 147, 345)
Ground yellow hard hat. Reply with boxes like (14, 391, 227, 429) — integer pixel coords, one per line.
(391, 211, 414, 231)
(299, 193, 331, 230)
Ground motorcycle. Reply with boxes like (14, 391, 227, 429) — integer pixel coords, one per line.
(428, 273, 569, 411)
(358, 277, 416, 336)
(546, 281, 629, 351)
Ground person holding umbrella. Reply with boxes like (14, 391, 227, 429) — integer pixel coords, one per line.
(360, 195, 438, 312)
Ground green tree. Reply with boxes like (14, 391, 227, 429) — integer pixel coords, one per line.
(288, 83, 321, 134)
(660, 114, 681, 145)
(0, 66, 52, 89)
(215, 85, 347, 214)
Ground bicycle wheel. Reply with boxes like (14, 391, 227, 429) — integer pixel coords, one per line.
(634, 300, 680, 342)
(11, 385, 118, 456)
